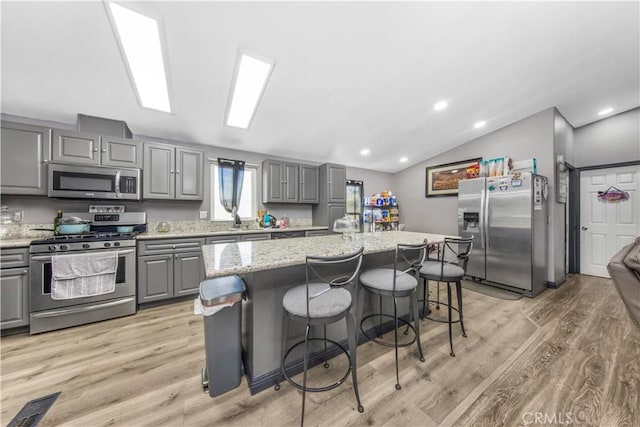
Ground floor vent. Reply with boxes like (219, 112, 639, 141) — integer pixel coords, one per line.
(7, 391, 61, 427)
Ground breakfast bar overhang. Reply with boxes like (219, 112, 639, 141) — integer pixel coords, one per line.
(201, 231, 450, 394)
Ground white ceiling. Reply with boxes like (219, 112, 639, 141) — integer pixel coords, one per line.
(2, 1, 638, 173)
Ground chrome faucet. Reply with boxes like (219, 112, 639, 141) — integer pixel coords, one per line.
(232, 206, 242, 228)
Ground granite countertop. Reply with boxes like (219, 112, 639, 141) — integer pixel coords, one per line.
(136, 225, 328, 240)
(201, 231, 452, 278)
(0, 238, 34, 249)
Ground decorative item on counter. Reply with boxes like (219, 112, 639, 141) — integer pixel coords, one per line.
(1, 206, 13, 224)
(157, 221, 171, 232)
(333, 215, 360, 240)
(277, 215, 289, 228)
(53, 209, 63, 234)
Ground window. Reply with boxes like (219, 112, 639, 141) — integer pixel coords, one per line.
(210, 163, 257, 221)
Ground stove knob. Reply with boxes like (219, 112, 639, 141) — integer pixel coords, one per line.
(104, 242, 111, 248)
(48, 245, 57, 252)
(60, 245, 69, 251)
(113, 242, 121, 247)
(83, 243, 90, 249)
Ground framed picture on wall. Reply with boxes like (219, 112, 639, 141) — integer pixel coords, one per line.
(425, 158, 481, 197)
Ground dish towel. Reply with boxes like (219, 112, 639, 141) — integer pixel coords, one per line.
(51, 251, 118, 300)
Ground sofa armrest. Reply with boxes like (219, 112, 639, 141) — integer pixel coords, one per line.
(607, 243, 640, 329)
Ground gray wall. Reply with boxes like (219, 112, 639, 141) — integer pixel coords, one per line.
(346, 166, 393, 197)
(552, 109, 574, 283)
(573, 108, 640, 167)
(392, 108, 559, 282)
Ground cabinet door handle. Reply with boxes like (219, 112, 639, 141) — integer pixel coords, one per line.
(176, 170, 181, 174)
(101, 148, 107, 153)
(93, 148, 99, 152)
(43, 159, 49, 164)
(170, 170, 174, 174)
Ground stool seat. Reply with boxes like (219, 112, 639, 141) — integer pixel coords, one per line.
(420, 261, 465, 282)
(360, 269, 417, 293)
(283, 283, 351, 319)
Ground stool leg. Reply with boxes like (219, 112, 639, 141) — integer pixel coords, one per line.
(346, 312, 364, 413)
(275, 311, 289, 391)
(323, 324, 330, 368)
(421, 277, 427, 319)
(411, 289, 425, 362)
(356, 285, 365, 338)
(436, 282, 440, 310)
(393, 297, 401, 390)
(377, 295, 383, 338)
(300, 323, 310, 427)
(456, 280, 467, 338)
(447, 282, 454, 357)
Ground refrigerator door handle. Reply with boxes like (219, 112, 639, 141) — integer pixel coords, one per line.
(483, 185, 489, 249)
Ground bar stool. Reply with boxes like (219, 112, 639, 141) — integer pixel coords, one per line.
(357, 241, 428, 390)
(275, 247, 365, 426)
(419, 237, 473, 357)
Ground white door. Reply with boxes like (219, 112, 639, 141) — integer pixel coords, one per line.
(580, 165, 640, 277)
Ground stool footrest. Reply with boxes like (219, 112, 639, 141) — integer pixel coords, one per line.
(360, 313, 417, 348)
(281, 337, 352, 393)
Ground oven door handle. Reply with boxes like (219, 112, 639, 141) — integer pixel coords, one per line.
(30, 249, 134, 261)
(30, 297, 135, 318)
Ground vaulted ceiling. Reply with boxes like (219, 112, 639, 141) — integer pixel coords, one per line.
(2, 1, 638, 173)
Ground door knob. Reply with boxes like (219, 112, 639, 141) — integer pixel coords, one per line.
(581, 226, 588, 231)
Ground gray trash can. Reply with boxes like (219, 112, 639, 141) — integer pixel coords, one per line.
(199, 275, 246, 397)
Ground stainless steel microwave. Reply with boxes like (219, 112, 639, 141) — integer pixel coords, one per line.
(48, 163, 141, 200)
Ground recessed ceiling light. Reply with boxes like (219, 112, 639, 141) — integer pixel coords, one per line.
(360, 148, 370, 156)
(106, 2, 172, 113)
(598, 107, 614, 116)
(399, 157, 408, 163)
(434, 100, 448, 111)
(474, 121, 486, 129)
(225, 51, 275, 129)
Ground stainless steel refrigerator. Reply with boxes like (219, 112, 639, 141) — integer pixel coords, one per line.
(458, 173, 548, 296)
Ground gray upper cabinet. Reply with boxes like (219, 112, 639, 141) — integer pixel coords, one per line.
(312, 163, 347, 232)
(262, 159, 285, 203)
(283, 163, 299, 202)
(52, 129, 101, 165)
(176, 147, 204, 200)
(262, 159, 318, 204)
(143, 143, 203, 200)
(327, 163, 347, 203)
(0, 122, 51, 195)
(299, 164, 319, 204)
(100, 136, 143, 168)
(52, 129, 142, 168)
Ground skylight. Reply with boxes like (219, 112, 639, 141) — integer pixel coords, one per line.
(225, 51, 275, 129)
(107, 2, 171, 113)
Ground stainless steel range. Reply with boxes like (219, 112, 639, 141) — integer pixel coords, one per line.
(29, 211, 146, 334)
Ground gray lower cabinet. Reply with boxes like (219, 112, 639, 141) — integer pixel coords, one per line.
(305, 230, 329, 237)
(137, 238, 205, 303)
(52, 129, 142, 168)
(241, 233, 271, 241)
(0, 122, 51, 195)
(206, 236, 240, 244)
(0, 248, 30, 329)
(143, 142, 203, 200)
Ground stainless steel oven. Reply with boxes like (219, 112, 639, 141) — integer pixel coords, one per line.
(28, 211, 145, 334)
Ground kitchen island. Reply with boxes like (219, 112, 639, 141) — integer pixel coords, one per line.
(201, 231, 450, 394)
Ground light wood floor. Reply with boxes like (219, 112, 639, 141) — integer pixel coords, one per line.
(1, 274, 638, 426)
